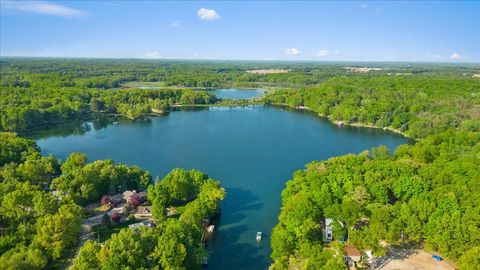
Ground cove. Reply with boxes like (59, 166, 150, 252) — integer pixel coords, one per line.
(30, 105, 409, 270)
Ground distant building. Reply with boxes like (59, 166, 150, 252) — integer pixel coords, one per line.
(323, 218, 333, 242)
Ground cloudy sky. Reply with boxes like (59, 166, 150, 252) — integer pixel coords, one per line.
(1, 1, 479, 62)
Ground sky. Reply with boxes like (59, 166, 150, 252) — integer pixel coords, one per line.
(1, 1, 479, 62)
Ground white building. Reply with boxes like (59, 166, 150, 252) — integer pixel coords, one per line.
(323, 218, 333, 242)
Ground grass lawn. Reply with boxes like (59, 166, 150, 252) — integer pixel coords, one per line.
(91, 220, 137, 243)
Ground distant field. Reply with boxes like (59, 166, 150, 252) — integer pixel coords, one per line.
(122, 81, 166, 88)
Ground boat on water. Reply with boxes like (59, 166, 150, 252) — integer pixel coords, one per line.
(256, 232, 262, 241)
(201, 257, 208, 268)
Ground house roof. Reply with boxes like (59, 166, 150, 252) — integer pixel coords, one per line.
(110, 193, 123, 201)
(123, 190, 134, 200)
(129, 222, 147, 229)
(344, 244, 361, 257)
(136, 191, 147, 198)
(137, 206, 152, 213)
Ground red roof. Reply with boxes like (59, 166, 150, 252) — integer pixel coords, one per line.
(344, 244, 361, 257)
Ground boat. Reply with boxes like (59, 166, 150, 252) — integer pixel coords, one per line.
(256, 232, 262, 241)
(113, 121, 118, 125)
(201, 257, 208, 268)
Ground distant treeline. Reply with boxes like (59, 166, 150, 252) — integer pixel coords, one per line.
(0, 87, 216, 132)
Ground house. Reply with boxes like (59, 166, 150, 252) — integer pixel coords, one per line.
(135, 205, 153, 218)
(109, 193, 123, 206)
(136, 191, 148, 203)
(166, 207, 177, 217)
(323, 218, 333, 242)
(123, 190, 135, 201)
(122, 190, 148, 205)
(128, 220, 154, 229)
(344, 244, 361, 267)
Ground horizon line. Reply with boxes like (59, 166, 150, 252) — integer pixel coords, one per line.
(1, 55, 479, 65)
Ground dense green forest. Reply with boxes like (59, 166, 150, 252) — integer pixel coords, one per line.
(0, 86, 216, 132)
(1, 59, 480, 269)
(270, 130, 480, 269)
(1, 58, 479, 134)
(267, 74, 480, 269)
(0, 132, 225, 269)
(264, 76, 480, 139)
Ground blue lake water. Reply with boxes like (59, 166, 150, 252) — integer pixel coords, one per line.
(30, 105, 409, 270)
(210, 88, 264, 100)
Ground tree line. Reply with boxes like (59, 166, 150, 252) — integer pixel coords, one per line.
(264, 76, 480, 139)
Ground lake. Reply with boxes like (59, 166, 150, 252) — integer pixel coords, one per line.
(210, 88, 264, 100)
(31, 105, 409, 270)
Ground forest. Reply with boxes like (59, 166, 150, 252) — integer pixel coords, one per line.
(264, 76, 480, 139)
(267, 74, 480, 269)
(1, 58, 480, 269)
(270, 131, 480, 269)
(2, 58, 479, 134)
(0, 86, 217, 132)
(0, 132, 225, 269)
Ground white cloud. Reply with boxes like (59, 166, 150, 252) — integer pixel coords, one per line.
(284, 48, 301, 56)
(360, 4, 369, 9)
(144, 51, 163, 59)
(197, 8, 220, 21)
(170, 20, 181, 27)
(450, 52, 462, 60)
(2, 1, 86, 17)
(314, 49, 331, 57)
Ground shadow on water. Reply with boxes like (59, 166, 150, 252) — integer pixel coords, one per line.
(208, 187, 266, 270)
(26, 121, 92, 140)
(26, 114, 155, 140)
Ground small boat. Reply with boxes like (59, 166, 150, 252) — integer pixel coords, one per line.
(201, 257, 208, 267)
(207, 225, 215, 233)
(113, 121, 118, 125)
(256, 232, 262, 241)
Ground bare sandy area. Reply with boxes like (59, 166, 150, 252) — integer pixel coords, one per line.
(378, 250, 455, 270)
(246, 69, 290, 74)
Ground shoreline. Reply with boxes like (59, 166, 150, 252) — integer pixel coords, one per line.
(17, 102, 413, 141)
(270, 103, 415, 140)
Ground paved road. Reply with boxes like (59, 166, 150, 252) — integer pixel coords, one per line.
(67, 214, 104, 268)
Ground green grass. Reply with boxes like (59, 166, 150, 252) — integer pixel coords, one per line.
(121, 81, 166, 88)
(91, 220, 137, 243)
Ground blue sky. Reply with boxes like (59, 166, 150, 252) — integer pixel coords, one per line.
(1, 1, 479, 62)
